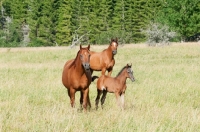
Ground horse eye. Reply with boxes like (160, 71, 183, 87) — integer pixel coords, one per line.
(80, 54, 83, 59)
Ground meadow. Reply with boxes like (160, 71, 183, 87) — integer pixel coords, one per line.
(0, 43, 200, 132)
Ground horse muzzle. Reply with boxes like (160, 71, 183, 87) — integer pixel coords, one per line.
(83, 63, 90, 71)
(130, 77, 135, 82)
(112, 50, 117, 55)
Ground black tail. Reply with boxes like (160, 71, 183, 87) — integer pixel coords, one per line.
(92, 76, 99, 82)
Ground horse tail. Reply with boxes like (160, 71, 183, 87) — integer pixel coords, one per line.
(92, 76, 99, 82)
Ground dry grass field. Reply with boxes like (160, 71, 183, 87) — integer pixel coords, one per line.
(0, 42, 200, 132)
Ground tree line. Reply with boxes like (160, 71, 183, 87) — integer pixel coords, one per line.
(0, 0, 199, 47)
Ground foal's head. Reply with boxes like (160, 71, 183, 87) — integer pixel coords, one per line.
(79, 45, 91, 71)
(126, 63, 135, 82)
(110, 38, 118, 55)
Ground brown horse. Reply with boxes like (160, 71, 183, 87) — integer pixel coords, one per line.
(90, 38, 118, 77)
(62, 45, 92, 111)
(95, 64, 135, 110)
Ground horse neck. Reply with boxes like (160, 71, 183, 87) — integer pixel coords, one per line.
(74, 56, 92, 82)
(115, 70, 127, 84)
(74, 57, 84, 74)
(106, 45, 114, 58)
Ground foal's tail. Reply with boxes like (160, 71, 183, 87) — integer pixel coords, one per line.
(92, 76, 99, 82)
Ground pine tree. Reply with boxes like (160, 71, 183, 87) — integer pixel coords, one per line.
(56, 0, 72, 46)
(156, 0, 200, 40)
(1, 0, 30, 45)
(94, 0, 113, 44)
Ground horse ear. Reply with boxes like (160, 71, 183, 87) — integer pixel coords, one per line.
(88, 44, 90, 50)
(127, 63, 132, 67)
(80, 44, 82, 49)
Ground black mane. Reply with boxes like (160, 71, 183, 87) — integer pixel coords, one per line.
(68, 50, 80, 69)
(116, 66, 126, 77)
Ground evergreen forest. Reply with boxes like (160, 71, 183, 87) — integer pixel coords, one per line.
(0, 0, 199, 47)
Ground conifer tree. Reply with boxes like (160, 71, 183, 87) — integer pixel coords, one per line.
(156, 0, 200, 40)
(56, 0, 72, 45)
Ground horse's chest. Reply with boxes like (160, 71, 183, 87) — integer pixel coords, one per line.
(105, 59, 114, 68)
(116, 84, 126, 94)
(73, 76, 89, 89)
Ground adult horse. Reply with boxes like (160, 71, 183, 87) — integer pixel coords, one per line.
(62, 45, 91, 111)
(95, 64, 135, 110)
(90, 38, 118, 77)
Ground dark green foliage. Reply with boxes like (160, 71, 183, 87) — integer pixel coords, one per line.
(0, 0, 199, 47)
(56, 0, 72, 46)
(156, 0, 200, 40)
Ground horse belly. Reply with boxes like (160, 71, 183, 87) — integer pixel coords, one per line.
(79, 76, 90, 89)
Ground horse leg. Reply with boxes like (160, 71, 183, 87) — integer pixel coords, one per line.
(82, 88, 89, 111)
(79, 91, 83, 110)
(120, 93, 125, 110)
(101, 68, 106, 75)
(87, 90, 91, 110)
(107, 67, 113, 76)
(69, 88, 76, 108)
(95, 89, 103, 110)
(67, 89, 70, 97)
(101, 90, 107, 109)
(115, 92, 121, 108)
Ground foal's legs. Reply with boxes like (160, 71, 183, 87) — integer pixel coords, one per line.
(101, 90, 107, 109)
(95, 89, 103, 110)
(115, 92, 121, 108)
(120, 93, 125, 110)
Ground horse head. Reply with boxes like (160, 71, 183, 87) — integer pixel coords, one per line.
(126, 63, 135, 82)
(110, 38, 118, 55)
(79, 44, 91, 71)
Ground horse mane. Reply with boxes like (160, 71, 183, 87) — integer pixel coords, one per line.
(116, 66, 126, 77)
(68, 50, 80, 69)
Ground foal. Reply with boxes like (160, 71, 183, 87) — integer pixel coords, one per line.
(95, 64, 135, 110)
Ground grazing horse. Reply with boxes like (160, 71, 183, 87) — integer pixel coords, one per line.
(62, 45, 92, 111)
(95, 64, 135, 110)
(90, 38, 118, 76)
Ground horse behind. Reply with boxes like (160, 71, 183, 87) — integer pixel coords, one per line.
(62, 45, 91, 111)
(95, 64, 135, 110)
(90, 38, 118, 76)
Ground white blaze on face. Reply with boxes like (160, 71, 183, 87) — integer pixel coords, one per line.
(113, 42, 117, 48)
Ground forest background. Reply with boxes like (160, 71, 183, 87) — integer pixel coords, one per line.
(0, 0, 199, 47)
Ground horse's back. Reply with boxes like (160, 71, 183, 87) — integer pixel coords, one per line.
(97, 75, 117, 92)
(97, 75, 111, 87)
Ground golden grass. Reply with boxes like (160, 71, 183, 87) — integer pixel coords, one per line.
(0, 42, 200, 131)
